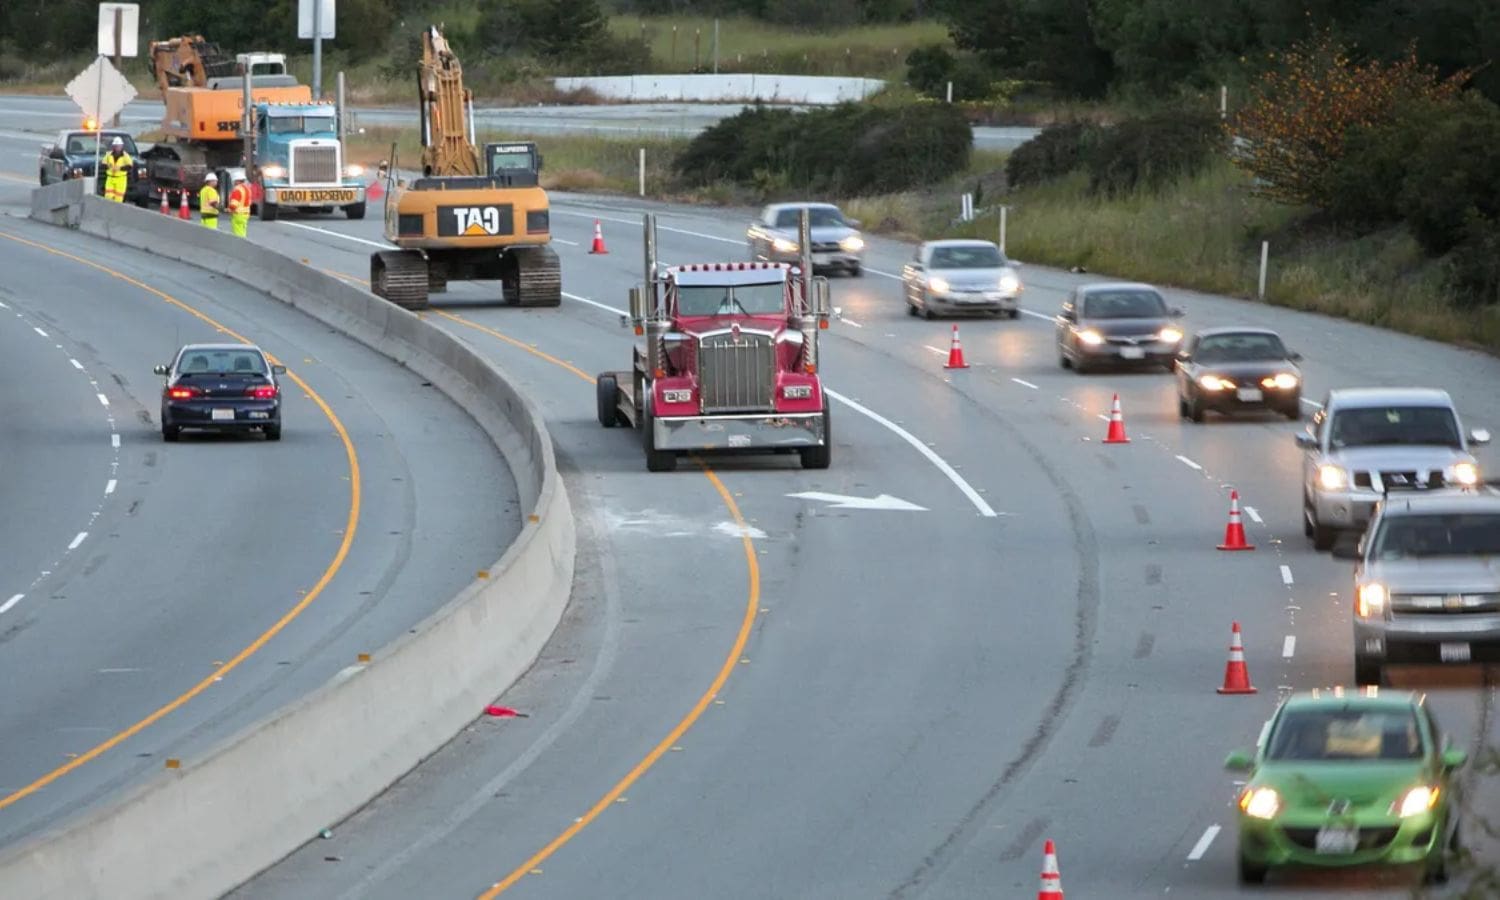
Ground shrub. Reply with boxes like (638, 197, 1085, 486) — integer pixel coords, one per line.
(905, 44, 954, 97)
(1322, 97, 1454, 229)
(1444, 213, 1500, 308)
(675, 101, 971, 196)
(1087, 111, 1222, 196)
(1005, 121, 1102, 189)
(1398, 95, 1500, 257)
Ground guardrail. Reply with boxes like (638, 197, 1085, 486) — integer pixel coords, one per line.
(3, 180, 576, 899)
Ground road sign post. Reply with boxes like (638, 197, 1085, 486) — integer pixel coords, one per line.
(97, 4, 139, 126)
(299, 0, 336, 99)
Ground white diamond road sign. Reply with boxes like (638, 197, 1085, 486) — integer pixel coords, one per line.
(66, 57, 138, 125)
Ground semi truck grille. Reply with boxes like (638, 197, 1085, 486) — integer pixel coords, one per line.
(698, 332, 775, 413)
(291, 145, 339, 184)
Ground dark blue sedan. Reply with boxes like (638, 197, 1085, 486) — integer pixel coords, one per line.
(155, 343, 285, 441)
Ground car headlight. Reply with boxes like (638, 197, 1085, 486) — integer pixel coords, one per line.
(839, 235, 864, 252)
(1318, 464, 1348, 490)
(928, 276, 951, 295)
(1158, 326, 1183, 343)
(262, 164, 286, 180)
(1451, 461, 1480, 486)
(1239, 787, 1280, 820)
(772, 237, 798, 254)
(1199, 375, 1234, 391)
(1395, 785, 1439, 818)
(662, 389, 692, 404)
(1262, 372, 1299, 390)
(1356, 583, 1387, 618)
(999, 272, 1021, 293)
(1078, 329, 1105, 346)
(782, 384, 813, 400)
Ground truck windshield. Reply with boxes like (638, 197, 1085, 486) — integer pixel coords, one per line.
(67, 134, 135, 156)
(676, 282, 785, 316)
(267, 116, 335, 135)
(1372, 514, 1500, 559)
(1329, 406, 1462, 449)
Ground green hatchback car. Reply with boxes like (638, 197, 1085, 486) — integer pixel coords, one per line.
(1225, 689, 1466, 885)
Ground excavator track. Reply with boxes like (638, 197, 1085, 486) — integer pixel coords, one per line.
(371, 250, 430, 311)
(510, 245, 562, 307)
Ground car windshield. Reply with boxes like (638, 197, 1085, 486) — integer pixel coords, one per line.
(67, 134, 134, 156)
(1328, 406, 1462, 449)
(1267, 708, 1423, 761)
(929, 245, 1005, 269)
(1372, 513, 1500, 559)
(176, 349, 269, 376)
(267, 115, 335, 135)
(1194, 332, 1288, 362)
(1081, 290, 1167, 319)
(675, 282, 785, 316)
(775, 207, 845, 228)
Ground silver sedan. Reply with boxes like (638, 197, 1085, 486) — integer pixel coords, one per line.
(746, 202, 865, 276)
(902, 239, 1022, 319)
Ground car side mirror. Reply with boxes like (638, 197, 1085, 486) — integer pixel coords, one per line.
(1224, 750, 1254, 772)
(153, 364, 169, 375)
(910, 262, 923, 271)
(1177, 349, 1192, 361)
(271, 364, 287, 374)
(1294, 432, 1317, 449)
(1287, 351, 1302, 361)
(1059, 310, 1076, 322)
(1442, 747, 1468, 770)
(1470, 428, 1491, 446)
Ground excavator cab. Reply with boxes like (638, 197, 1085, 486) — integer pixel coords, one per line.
(485, 142, 543, 186)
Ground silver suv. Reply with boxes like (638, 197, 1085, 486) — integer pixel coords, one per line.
(1297, 388, 1489, 550)
(1340, 487, 1500, 685)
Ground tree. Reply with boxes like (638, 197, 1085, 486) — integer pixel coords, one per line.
(1228, 32, 1470, 209)
(931, 0, 1114, 98)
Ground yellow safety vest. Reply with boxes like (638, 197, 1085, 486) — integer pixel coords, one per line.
(103, 151, 133, 176)
(199, 185, 220, 220)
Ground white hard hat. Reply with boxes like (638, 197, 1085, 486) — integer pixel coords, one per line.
(233, 172, 247, 181)
(111, 137, 124, 147)
(204, 172, 218, 183)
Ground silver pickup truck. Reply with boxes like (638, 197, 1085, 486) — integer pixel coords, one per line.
(1341, 487, 1500, 685)
(1297, 388, 1490, 550)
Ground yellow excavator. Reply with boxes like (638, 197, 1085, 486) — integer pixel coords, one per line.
(370, 26, 560, 310)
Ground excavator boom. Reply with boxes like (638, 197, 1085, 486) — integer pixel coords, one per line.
(418, 26, 481, 177)
(147, 35, 237, 93)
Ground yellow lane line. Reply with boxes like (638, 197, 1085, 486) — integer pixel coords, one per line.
(311, 265, 761, 899)
(0, 227, 362, 811)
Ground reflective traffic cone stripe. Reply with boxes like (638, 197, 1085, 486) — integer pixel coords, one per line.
(159, 190, 169, 214)
(589, 219, 609, 254)
(1103, 393, 1130, 443)
(1218, 621, 1258, 694)
(178, 190, 190, 220)
(944, 324, 969, 369)
(1217, 489, 1255, 550)
(1038, 838, 1063, 899)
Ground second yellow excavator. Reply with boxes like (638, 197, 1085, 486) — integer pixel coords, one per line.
(371, 26, 560, 309)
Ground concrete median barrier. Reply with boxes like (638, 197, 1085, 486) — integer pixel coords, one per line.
(0, 195, 576, 899)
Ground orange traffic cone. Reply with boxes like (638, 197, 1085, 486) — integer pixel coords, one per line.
(589, 219, 609, 254)
(944, 324, 969, 369)
(1217, 489, 1255, 551)
(1217, 621, 1258, 694)
(159, 189, 170, 215)
(1103, 393, 1129, 443)
(1038, 839, 1064, 899)
(178, 189, 190, 220)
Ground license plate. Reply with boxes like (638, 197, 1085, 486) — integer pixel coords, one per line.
(728, 434, 751, 448)
(276, 188, 357, 204)
(1315, 825, 1358, 854)
(1440, 642, 1471, 662)
(211, 408, 235, 421)
(1119, 346, 1145, 360)
(1237, 388, 1264, 402)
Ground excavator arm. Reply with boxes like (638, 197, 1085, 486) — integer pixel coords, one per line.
(146, 35, 236, 95)
(417, 26, 482, 177)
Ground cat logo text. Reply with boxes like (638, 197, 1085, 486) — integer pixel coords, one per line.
(437, 204, 513, 237)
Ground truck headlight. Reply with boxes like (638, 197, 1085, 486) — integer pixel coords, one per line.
(772, 238, 798, 254)
(1318, 464, 1348, 490)
(782, 384, 813, 400)
(839, 235, 864, 252)
(662, 389, 692, 404)
(1356, 584, 1386, 618)
(1451, 462, 1479, 486)
(345, 164, 365, 177)
(262, 164, 286, 180)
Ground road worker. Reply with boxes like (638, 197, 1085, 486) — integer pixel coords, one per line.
(198, 172, 220, 230)
(227, 172, 252, 238)
(101, 137, 132, 203)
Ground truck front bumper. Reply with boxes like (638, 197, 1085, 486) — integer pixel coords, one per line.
(653, 412, 825, 451)
(263, 184, 367, 207)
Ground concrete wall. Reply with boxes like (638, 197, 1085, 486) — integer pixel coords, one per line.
(553, 73, 885, 104)
(0, 195, 576, 899)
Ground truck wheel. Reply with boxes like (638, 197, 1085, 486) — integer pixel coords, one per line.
(1354, 655, 1383, 687)
(642, 400, 677, 472)
(344, 202, 366, 220)
(260, 198, 278, 222)
(800, 408, 832, 470)
(596, 374, 623, 427)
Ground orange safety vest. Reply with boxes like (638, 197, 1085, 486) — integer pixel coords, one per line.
(227, 183, 252, 215)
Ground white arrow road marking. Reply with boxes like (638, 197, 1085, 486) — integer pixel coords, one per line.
(1187, 824, 1221, 861)
(786, 491, 928, 511)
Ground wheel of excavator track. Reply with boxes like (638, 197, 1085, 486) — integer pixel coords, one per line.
(371, 250, 430, 311)
(510, 245, 562, 308)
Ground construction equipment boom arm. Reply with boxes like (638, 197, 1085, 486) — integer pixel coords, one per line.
(417, 26, 481, 177)
(147, 35, 236, 95)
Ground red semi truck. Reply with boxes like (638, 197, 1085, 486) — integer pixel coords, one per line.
(596, 212, 833, 472)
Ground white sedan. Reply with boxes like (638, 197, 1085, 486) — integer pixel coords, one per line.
(902, 239, 1022, 319)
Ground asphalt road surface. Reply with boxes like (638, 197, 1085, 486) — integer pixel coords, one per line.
(0, 175, 519, 851)
(2, 108, 1496, 897)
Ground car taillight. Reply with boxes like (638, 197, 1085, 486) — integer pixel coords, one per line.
(168, 386, 198, 399)
(247, 384, 278, 399)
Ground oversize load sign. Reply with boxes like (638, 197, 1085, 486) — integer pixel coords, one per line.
(439, 205, 514, 237)
(278, 188, 358, 203)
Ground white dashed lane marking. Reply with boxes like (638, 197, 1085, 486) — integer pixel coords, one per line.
(105, 479, 117, 495)
(32, 326, 47, 338)
(1244, 505, 1263, 524)
(111, 434, 120, 449)
(96, 392, 110, 407)
(1280, 565, 1294, 586)
(1187, 825, 1221, 861)
(69, 358, 84, 370)
(0, 594, 22, 615)
(67, 532, 88, 551)
(1283, 636, 1297, 658)
(1176, 455, 1203, 471)
(1011, 378, 1038, 390)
